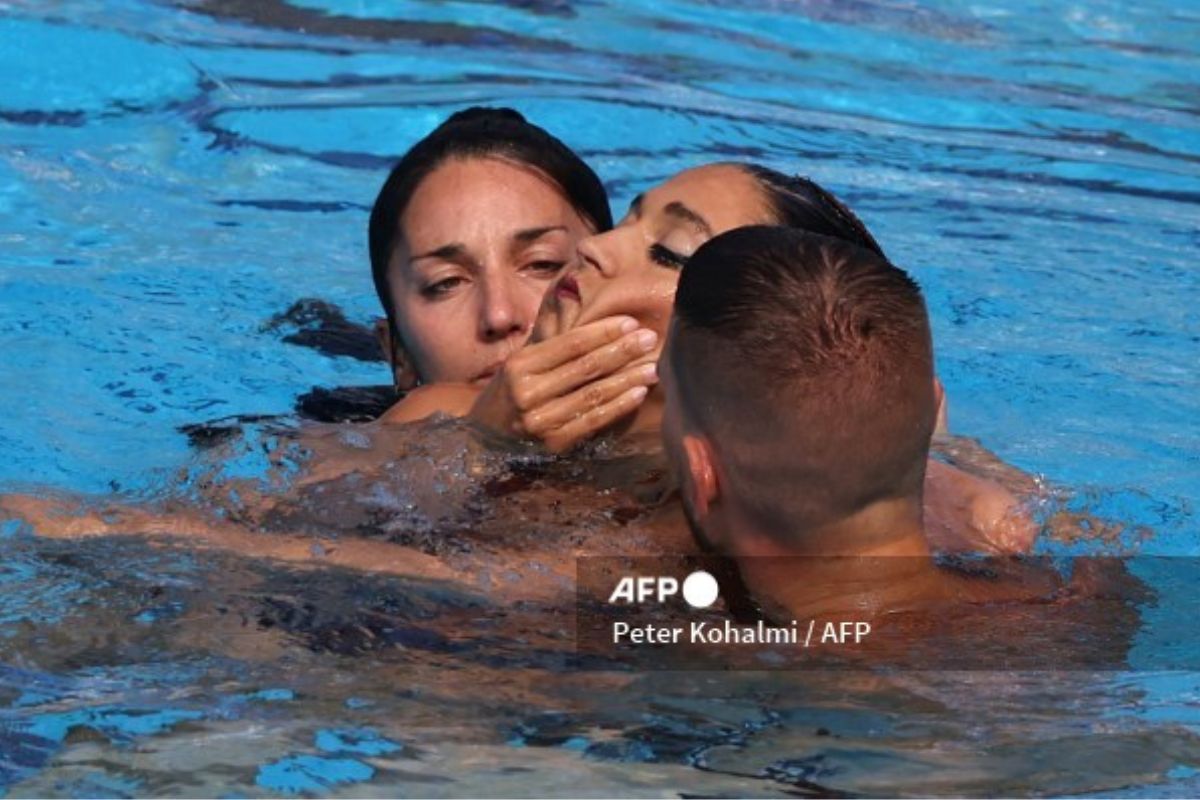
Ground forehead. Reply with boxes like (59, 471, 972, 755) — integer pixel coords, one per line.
(642, 165, 771, 234)
(402, 156, 579, 236)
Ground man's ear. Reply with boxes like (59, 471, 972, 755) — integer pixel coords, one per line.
(374, 318, 419, 391)
(932, 375, 949, 438)
(681, 434, 719, 521)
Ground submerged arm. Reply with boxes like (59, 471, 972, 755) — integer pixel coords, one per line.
(0, 490, 460, 582)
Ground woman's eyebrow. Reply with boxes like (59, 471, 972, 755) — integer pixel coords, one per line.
(410, 243, 475, 267)
(663, 201, 713, 236)
(513, 225, 568, 244)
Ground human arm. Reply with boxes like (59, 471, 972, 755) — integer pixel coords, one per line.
(923, 459, 1040, 554)
(379, 383, 482, 424)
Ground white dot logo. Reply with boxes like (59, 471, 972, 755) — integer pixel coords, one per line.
(682, 570, 719, 609)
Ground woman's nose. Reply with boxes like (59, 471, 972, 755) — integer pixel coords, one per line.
(576, 230, 620, 279)
(479, 274, 529, 342)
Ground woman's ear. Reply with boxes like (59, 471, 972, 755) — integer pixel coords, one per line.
(374, 318, 419, 391)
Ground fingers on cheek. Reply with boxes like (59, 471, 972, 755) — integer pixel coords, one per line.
(632, 363, 659, 386)
(564, 335, 592, 361)
(546, 434, 573, 454)
(576, 404, 621, 442)
(625, 385, 649, 404)
(629, 329, 658, 356)
(510, 385, 531, 411)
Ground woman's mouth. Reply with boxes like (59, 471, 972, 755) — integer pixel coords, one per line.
(555, 273, 581, 303)
(472, 363, 502, 384)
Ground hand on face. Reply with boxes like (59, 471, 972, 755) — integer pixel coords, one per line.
(471, 164, 774, 451)
(467, 316, 661, 452)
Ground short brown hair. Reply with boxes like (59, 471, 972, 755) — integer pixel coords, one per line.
(670, 226, 935, 540)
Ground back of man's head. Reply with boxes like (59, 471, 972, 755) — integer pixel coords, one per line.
(669, 225, 936, 544)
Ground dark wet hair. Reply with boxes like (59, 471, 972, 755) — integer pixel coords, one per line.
(368, 107, 612, 332)
(739, 164, 885, 258)
(672, 226, 934, 536)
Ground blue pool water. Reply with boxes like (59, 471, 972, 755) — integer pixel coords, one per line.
(1, 0, 1199, 795)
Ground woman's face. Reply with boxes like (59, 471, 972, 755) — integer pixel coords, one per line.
(536, 164, 773, 352)
(387, 156, 594, 385)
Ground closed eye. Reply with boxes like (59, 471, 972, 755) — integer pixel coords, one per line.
(649, 243, 689, 271)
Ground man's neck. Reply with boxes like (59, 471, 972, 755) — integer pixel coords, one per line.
(735, 496, 929, 557)
(726, 496, 949, 619)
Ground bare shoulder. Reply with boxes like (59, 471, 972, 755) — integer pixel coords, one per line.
(380, 383, 481, 425)
(925, 459, 1038, 553)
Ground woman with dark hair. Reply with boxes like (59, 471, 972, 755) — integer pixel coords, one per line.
(368, 106, 614, 390)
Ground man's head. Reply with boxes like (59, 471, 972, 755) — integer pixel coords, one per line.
(660, 226, 936, 555)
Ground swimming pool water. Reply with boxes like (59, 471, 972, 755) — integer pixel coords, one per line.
(1, 0, 1198, 795)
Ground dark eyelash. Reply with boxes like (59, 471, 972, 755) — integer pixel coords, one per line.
(420, 277, 463, 298)
(650, 244, 689, 271)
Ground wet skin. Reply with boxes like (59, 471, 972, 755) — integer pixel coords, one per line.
(536, 164, 773, 347)
(384, 156, 594, 386)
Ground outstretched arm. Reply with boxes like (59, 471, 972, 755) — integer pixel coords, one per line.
(0, 490, 459, 582)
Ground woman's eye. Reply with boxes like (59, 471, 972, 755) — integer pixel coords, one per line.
(523, 260, 567, 276)
(649, 244, 689, 271)
(420, 276, 466, 298)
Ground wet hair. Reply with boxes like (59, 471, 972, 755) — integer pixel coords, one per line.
(368, 107, 613, 333)
(670, 225, 934, 539)
(738, 164, 885, 258)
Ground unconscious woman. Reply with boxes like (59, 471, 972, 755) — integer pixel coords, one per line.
(386, 163, 884, 436)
